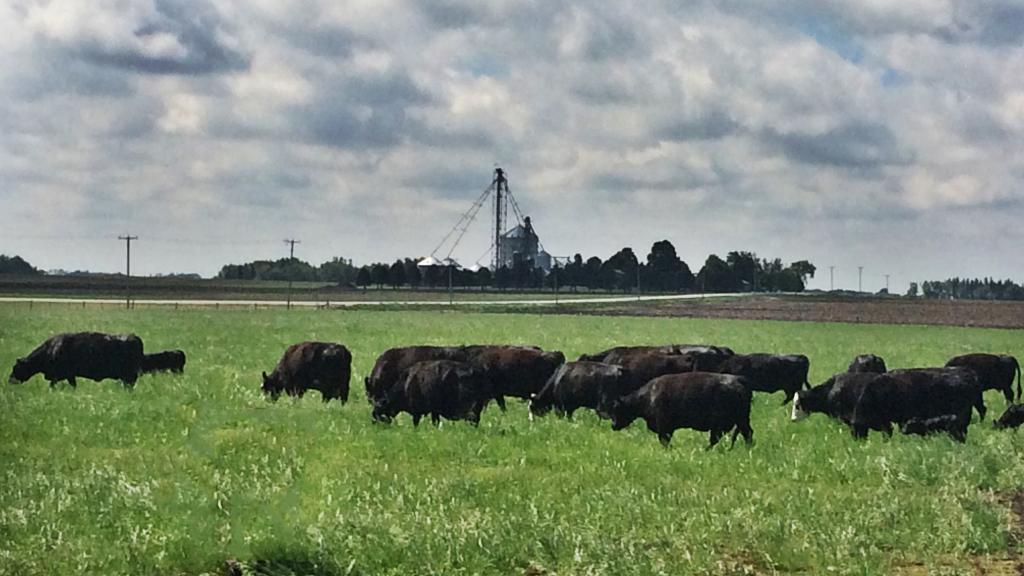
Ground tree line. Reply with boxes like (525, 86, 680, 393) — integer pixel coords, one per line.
(914, 278, 1024, 300)
(237, 240, 816, 293)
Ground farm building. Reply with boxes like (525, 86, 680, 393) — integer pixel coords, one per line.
(497, 216, 552, 272)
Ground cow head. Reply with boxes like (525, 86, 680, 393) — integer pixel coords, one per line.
(261, 371, 283, 398)
(528, 393, 552, 418)
(791, 379, 833, 421)
(790, 392, 809, 421)
(609, 399, 638, 431)
(8, 359, 31, 384)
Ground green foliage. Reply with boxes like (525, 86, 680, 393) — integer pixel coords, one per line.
(0, 255, 41, 276)
(1, 305, 1021, 575)
(218, 258, 358, 285)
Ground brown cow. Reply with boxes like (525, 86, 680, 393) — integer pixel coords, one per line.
(262, 342, 352, 404)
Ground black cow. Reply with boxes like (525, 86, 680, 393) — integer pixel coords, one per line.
(262, 342, 352, 404)
(994, 404, 1024, 430)
(792, 369, 981, 439)
(715, 353, 810, 404)
(900, 415, 967, 442)
(887, 368, 986, 420)
(9, 332, 144, 389)
(364, 346, 466, 406)
(578, 344, 733, 367)
(463, 345, 564, 410)
(609, 372, 753, 448)
(847, 354, 887, 374)
(529, 361, 632, 419)
(371, 360, 492, 426)
(945, 353, 1021, 403)
(578, 345, 677, 363)
(141, 350, 186, 374)
(616, 352, 703, 396)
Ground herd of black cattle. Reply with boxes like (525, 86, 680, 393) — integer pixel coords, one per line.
(8, 332, 1024, 447)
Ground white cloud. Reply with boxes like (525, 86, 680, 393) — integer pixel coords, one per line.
(0, 0, 1023, 289)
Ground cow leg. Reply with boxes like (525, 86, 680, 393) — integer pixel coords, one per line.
(707, 429, 723, 450)
(739, 423, 754, 446)
(851, 424, 868, 439)
(431, 413, 441, 426)
(412, 413, 422, 427)
(67, 376, 77, 389)
(658, 432, 673, 448)
(1004, 387, 1014, 404)
(881, 423, 893, 438)
(495, 396, 507, 412)
(565, 408, 575, 421)
(782, 389, 796, 405)
(47, 378, 59, 389)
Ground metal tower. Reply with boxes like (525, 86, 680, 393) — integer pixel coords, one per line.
(492, 167, 509, 271)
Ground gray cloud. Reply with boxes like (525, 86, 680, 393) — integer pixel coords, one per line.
(0, 0, 1022, 290)
(763, 123, 911, 169)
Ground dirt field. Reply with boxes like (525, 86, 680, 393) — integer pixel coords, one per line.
(544, 294, 1024, 329)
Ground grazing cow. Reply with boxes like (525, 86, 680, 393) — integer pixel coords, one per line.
(847, 354, 887, 374)
(792, 369, 981, 438)
(262, 342, 352, 404)
(616, 352, 703, 396)
(887, 368, 986, 420)
(577, 345, 677, 363)
(529, 361, 632, 419)
(464, 346, 564, 410)
(364, 346, 466, 407)
(609, 372, 754, 448)
(9, 332, 144, 389)
(579, 344, 733, 367)
(371, 360, 492, 426)
(714, 353, 810, 404)
(945, 353, 1021, 402)
(994, 404, 1024, 430)
(900, 415, 967, 442)
(141, 350, 186, 374)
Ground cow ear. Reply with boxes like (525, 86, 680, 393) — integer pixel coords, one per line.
(262, 371, 268, 382)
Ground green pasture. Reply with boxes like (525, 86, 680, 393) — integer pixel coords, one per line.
(1, 304, 1022, 575)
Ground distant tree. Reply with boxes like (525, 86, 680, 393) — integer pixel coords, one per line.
(475, 267, 493, 288)
(906, 282, 919, 298)
(602, 247, 638, 292)
(404, 259, 422, 288)
(789, 260, 816, 285)
(318, 257, 358, 285)
(495, 266, 513, 290)
(0, 255, 41, 275)
(355, 266, 371, 290)
(697, 254, 739, 293)
(646, 240, 688, 292)
(726, 251, 759, 290)
(389, 260, 406, 289)
(564, 254, 584, 292)
(370, 263, 390, 288)
(584, 256, 603, 290)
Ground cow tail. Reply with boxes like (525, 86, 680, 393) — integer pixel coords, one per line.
(1016, 357, 1021, 402)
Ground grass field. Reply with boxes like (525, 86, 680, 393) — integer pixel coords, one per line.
(1, 304, 1023, 575)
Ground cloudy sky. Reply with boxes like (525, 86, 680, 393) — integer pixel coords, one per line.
(2, 0, 1023, 291)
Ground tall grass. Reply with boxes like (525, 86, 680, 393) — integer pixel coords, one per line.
(1, 304, 1022, 575)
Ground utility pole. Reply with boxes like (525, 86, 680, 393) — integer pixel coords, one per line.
(636, 262, 641, 301)
(118, 235, 137, 309)
(829, 266, 835, 291)
(885, 274, 890, 293)
(284, 239, 300, 309)
(858, 266, 864, 293)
